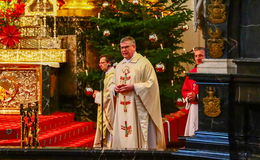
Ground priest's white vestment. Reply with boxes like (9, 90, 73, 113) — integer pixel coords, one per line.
(94, 67, 115, 148)
(112, 53, 166, 149)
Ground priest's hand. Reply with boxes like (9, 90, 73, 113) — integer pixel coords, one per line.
(93, 90, 99, 98)
(115, 84, 134, 93)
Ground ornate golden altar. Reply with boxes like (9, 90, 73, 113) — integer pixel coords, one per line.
(0, 0, 67, 114)
(0, 49, 66, 115)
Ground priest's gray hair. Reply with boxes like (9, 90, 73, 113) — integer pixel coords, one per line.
(120, 36, 136, 46)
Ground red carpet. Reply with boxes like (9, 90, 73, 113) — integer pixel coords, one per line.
(0, 112, 95, 147)
(0, 111, 187, 148)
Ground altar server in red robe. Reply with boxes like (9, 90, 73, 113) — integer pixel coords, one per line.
(182, 47, 205, 136)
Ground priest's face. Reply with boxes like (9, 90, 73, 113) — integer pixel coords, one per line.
(120, 40, 136, 60)
(194, 49, 205, 65)
(99, 57, 110, 72)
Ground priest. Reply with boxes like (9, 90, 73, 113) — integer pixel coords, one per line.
(112, 36, 165, 149)
(93, 55, 115, 148)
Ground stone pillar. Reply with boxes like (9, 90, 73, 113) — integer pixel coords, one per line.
(176, 0, 260, 159)
(198, 59, 236, 74)
(174, 0, 234, 159)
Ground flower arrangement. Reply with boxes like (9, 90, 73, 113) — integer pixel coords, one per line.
(0, 0, 25, 48)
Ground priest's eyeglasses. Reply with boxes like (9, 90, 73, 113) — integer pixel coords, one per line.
(120, 45, 131, 50)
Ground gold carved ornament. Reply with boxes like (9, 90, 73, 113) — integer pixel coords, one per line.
(0, 65, 42, 114)
(0, 49, 66, 63)
(203, 86, 221, 117)
(0, 76, 19, 103)
(25, 0, 59, 16)
(207, 0, 226, 24)
(207, 28, 224, 58)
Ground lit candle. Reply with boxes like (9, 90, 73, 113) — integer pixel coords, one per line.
(85, 70, 88, 76)
(160, 43, 163, 50)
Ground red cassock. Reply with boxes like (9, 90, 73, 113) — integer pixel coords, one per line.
(181, 67, 199, 136)
(181, 67, 198, 104)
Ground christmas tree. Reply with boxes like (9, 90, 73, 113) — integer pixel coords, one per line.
(82, 0, 194, 114)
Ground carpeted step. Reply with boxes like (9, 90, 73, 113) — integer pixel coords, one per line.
(0, 121, 96, 147)
(53, 133, 96, 148)
(0, 112, 96, 147)
(39, 121, 95, 147)
(39, 112, 75, 133)
(0, 112, 75, 140)
(0, 139, 20, 146)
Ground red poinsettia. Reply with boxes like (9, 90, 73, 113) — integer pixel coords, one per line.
(0, 25, 21, 47)
(0, 0, 25, 47)
(4, 8, 14, 21)
(13, 3, 25, 18)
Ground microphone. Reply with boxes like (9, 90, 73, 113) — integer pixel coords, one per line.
(99, 70, 105, 148)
